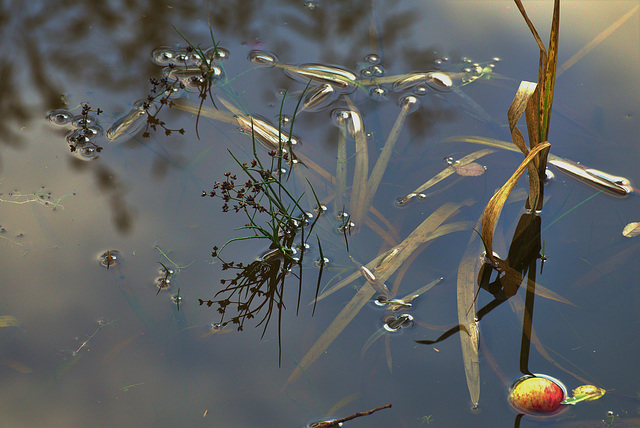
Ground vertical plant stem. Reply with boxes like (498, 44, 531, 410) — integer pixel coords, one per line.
(335, 122, 347, 218)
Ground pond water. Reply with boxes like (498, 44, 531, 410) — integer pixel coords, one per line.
(1, 1, 639, 427)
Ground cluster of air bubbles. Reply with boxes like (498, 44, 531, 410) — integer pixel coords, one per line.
(248, 50, 279, 67)
(398, 95, 420, 113)
(433, 57, 450, 68)
(360, 64, 385, 78)
(98, 250, 121, 268)
(383, 314, 413, 332)
(337, 221, 356, 233)
(444, 156, 460, 166)
(47, 108, 104, 160)
(369, 86, 388, 101)
(151, 46, 230, 67)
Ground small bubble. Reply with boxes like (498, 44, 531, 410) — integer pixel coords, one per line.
(66, 128, 92, 145)
(412, 85, 428, 96)
(383, 314, 413, 332)
(47, 109, 73, 125)
(296, 242, 311, 253)
(315, 257, 329, 268)
(417, 194, 427, 200)
(71, 114, 96, 128)
(425, 72, 452, 92)
(314, 205, 327, 215)
(364, 53, 380, 65)
(369, 86, 387, 101)
(171, 294, 183, 305)
(370, 65, 384, 77)
(337, 210, 349, 219)
(399, 95, 420, 113)
(156, 277, 171, 290)
(204, 46, 230, 61)
(305, 0, 318, 10)
(98, 250, 121, 268)
(151, 47, 176, 66)
(360, 68, 373, 77)
(248, 50, 279, 67)
(209, 323, 222, 332)
(338, 222, 355, 233)
(78, 145, 98, 160)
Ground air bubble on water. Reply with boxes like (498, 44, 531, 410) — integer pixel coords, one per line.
(305, 0, 318, 10)
(78, 145, 98, 160)
(72, 114, 96, 128)
(98, 250, 121, 268)
(412, 85, 428, 96)
(338, 221, 355, 233)
(248, 50, 279, 67)
(425, 72, 452, 92)
(544, 168, 555, 181)
(364, 53, 381, 65)
(316, 204, 328, 213)
(331, 109, 351, 126)
(204, 46, 230, 61)
(417, 194, 427, 200)
(370, 65, 384, 77)
(47, 109, 73, 125)
(383, 314, 413, 332)
(303, 84, 337, 112)
(297, 242, 311, 253)
(151, 47, 176, 66)
(209, 323, 222, 332)
(337, 210, 349, 219)
(444, 156, 458, 166)
(360, 68, 373, 77)
(374, 296, 387, 307)
(392, 72, 429, 92)
(156, 277, 171, 290)
(315, 257, 329, 268)
(66, 128, 92, 145)
(492, 57, 501, 62)
(369, 86, 387, 101)
(399, 95, 420, 113)
(171, 294, 183, 305)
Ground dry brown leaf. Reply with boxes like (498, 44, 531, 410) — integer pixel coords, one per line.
(453, 162, 486, 177)
(481, 142, 551, 266)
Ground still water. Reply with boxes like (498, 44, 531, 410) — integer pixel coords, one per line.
(1, 1, 639, 426)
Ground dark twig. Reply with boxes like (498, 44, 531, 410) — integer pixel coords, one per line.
(311, 403, 392, 427)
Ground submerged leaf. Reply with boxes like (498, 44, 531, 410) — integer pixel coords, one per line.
(622, 222, 640, 238)
(561, 385, 606, 405)
(0, 315, 20, 328)
(453, 162, 486, 177)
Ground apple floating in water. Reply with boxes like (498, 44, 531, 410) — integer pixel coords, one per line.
(509, 374, 567, 415)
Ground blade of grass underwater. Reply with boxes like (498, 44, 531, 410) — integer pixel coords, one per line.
(286, 282, 376, 386)
(344, 97, 369, 229)
(397, 149, 495, 205)
(457, 226, 482, 409)
(557, 4, 639, 76)
(315, 201, 472, 303)
(172, 98, 237, 125)
(335, 122, 347, 218)
(481, 142, 550, 266)
(366, 101, 411, 209)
